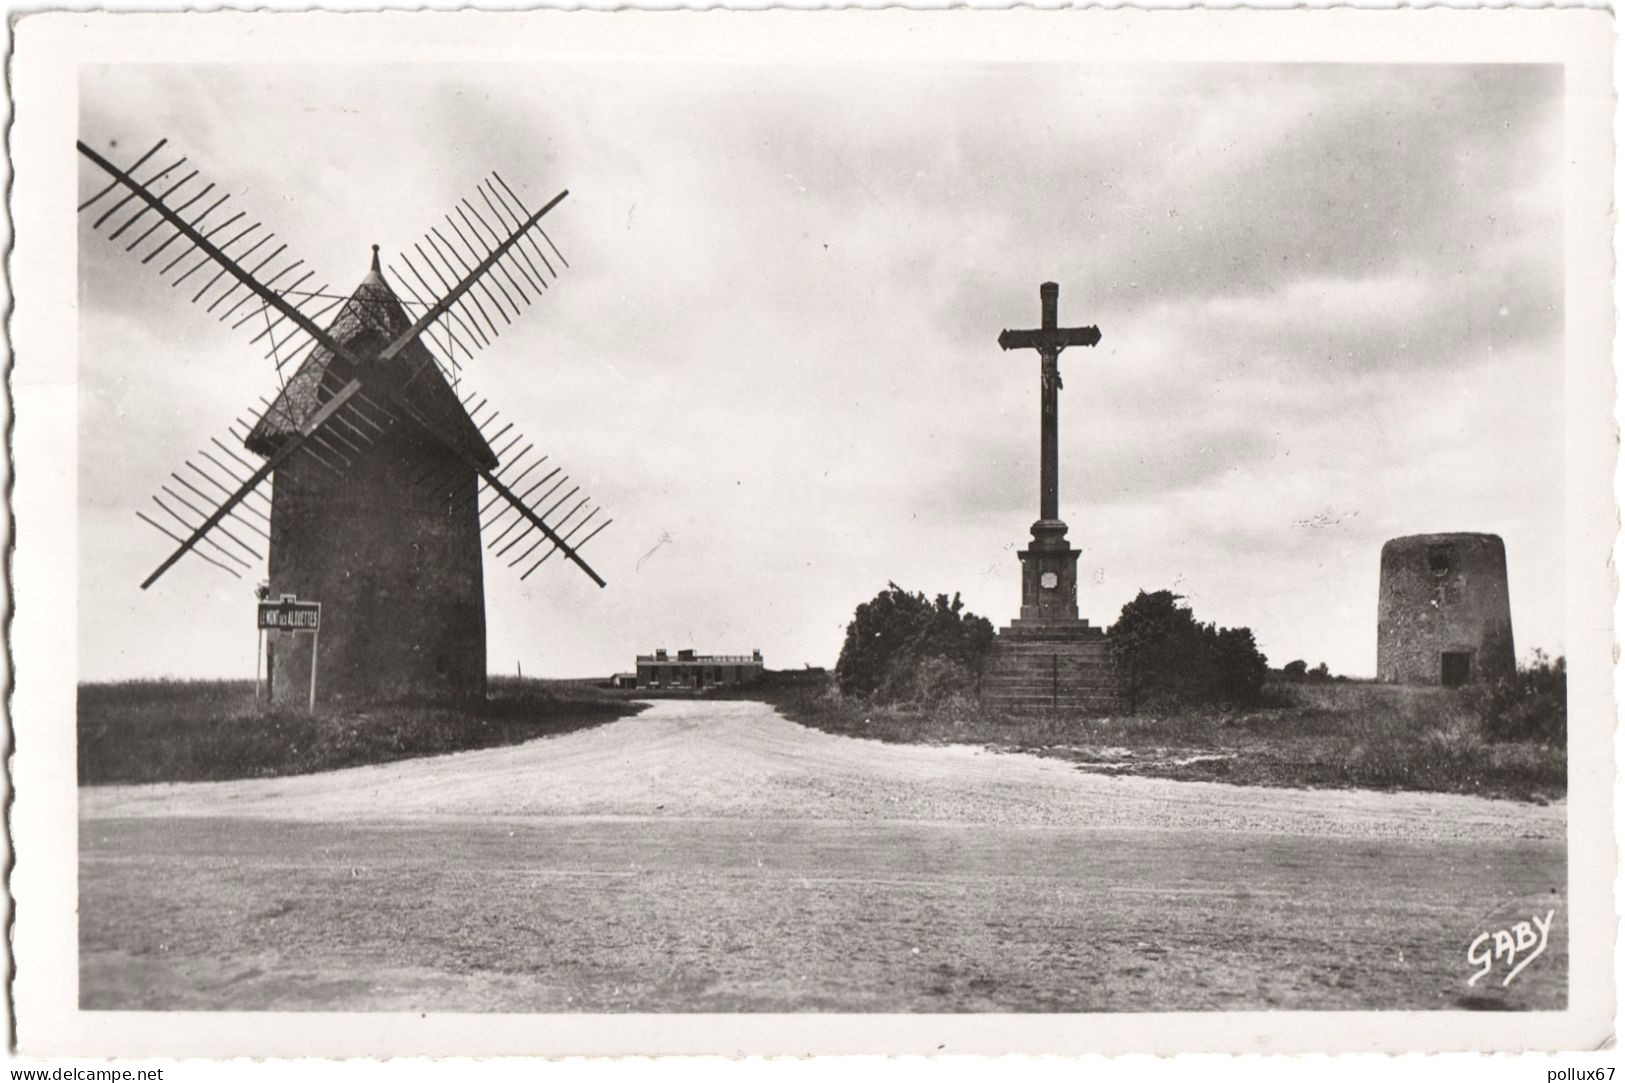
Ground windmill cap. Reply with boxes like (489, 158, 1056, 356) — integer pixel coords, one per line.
(245, 254, 498, 470)
(360, 244, 387, 290)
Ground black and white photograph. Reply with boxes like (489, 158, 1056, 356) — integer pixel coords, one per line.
(8, 7, 1616, 1059)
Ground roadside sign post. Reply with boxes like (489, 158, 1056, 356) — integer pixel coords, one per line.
(257, 594, 323, 711)
(309, 621, 320, 713)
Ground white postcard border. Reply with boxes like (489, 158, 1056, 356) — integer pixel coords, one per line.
(8, 7, 1616, 1057)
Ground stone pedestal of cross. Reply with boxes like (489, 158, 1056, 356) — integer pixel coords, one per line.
(997, 281, 1101, 624)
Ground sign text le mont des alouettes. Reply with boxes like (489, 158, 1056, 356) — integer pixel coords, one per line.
(257, 598, 321, 632)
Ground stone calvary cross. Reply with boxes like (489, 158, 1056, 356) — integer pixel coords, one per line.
(997, 282, 1101, 623)
(998, 281, 1102, 523)
(980, 280, 1120, 713)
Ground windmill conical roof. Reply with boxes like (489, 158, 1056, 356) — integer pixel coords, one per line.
(245, 252, 496, 470)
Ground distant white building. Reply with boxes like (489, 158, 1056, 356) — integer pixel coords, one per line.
(635, 648, 764, 691)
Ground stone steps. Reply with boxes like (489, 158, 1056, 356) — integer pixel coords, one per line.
(984, 657, 1114, 673)
(984, 682, 1116, 696)
(987, 645, 1112, 659)
(982, 667, 1120, 686)
(983, 691, 1124, 707)
(983, 694, 1123, 709)
(980, 625, 1122, 715)
(999, 627, 1108, 643)
(983, 698, 1124, 713)
(985, 676, 1113, 686)
(982, 674, 1119, 690)
(982, 683, 1120, 698)
(985, 658, 1114, 672)
(987, 646, 1111, 657)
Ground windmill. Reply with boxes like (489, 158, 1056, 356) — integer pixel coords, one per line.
(78, 136, 611, 703)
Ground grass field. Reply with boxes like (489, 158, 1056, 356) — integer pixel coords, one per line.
(766, 680, 1566, 803)
(78, 672, 1566, 802)
(78, 676, 644, 785)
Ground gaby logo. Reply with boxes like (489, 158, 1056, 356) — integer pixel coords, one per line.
(1468, 909, 1556, 987)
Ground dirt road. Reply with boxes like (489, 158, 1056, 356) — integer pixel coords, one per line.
(80, 699, 1565, 1011)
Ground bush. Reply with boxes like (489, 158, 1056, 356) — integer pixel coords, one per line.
(835, 583, 995, 703)
(1467, 652, 1567, 746)
(1108, 590, 1269, 712)
(1277, 660, 1333, 683)
(1210, 626, 1271, 703)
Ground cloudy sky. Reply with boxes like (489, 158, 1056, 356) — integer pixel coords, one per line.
(77, 59, 1565, 681)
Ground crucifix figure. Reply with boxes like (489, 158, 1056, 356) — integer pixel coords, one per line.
(997, 281, 1102, 623)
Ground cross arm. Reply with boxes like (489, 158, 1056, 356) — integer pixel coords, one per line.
(1051, 325, 1102, 349)
(997, 325, 1103, 353)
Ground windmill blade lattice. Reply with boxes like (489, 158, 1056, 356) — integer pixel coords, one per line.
(133, 421, 274, 582)
(132, 371, 400, 589)
(400, 382, 612, 586)
(390, 173, 569, 379)
(77, 138, 353, 386)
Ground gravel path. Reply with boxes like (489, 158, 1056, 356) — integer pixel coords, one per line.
(81, 699, 1561, 842)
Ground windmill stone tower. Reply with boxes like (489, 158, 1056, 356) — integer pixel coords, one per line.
(1376, 532, 1515, 686)
(247, 251, 495, 702)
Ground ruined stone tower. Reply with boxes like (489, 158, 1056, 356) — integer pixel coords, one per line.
(1376, 532, 1515, 686)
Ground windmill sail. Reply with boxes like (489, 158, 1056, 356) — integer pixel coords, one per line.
(137, 380, 367, 588)
(389, 175, 568, 375)
(81, 135, 609, 595)
(77, 139, 362, 382)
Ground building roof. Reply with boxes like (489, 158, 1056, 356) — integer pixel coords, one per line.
(636, 653, 762, 665)
(244, 249, 497, 470)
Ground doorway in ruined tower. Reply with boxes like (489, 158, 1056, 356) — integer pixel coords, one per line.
(1440, 651, 1473, 687)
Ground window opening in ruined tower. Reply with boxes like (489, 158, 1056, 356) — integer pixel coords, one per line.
(1428, 547, 1452, 577)
(1440, 651, 1472, 687)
